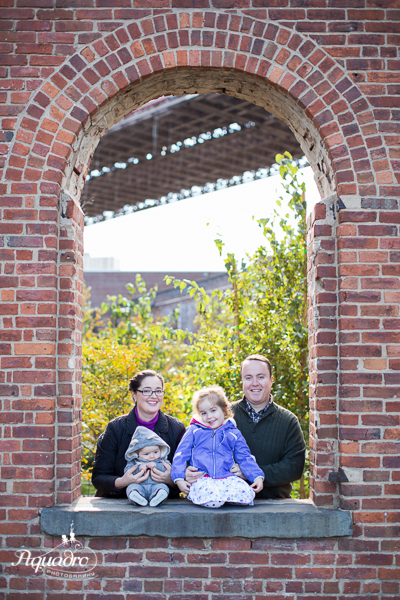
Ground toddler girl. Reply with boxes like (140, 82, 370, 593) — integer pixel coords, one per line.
(171, 386, 264, 508)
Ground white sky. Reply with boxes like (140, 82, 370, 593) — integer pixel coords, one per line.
(84, 166, 321, 272)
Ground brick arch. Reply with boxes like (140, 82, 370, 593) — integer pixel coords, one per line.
(2, 7, 400, 596)
(6, 12, 394, 211)
(2, 14, 395, 507)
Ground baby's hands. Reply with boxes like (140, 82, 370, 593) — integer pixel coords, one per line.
(251, 477, 264, 493)
(151, 462, 173, 486)
(114, 464, 149, 490)
(146, 462, 156, 470)
(176, 480, 191, 494)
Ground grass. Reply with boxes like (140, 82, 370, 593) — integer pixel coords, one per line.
(291, 472, 310, 499)
(291, 449, 310, 499)
(81, 474, 96, 496)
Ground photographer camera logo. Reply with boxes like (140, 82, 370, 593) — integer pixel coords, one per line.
(12, 524, 97, 579)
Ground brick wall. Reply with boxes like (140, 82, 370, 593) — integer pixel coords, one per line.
(5, 535, 395, 599)
(34, 536, 397, 598)
(1, 2, 399, 597)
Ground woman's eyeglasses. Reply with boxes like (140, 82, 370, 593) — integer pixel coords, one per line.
(137, 389, 165, 397)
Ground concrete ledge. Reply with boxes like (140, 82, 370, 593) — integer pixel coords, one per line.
(41, 498, 353, 539)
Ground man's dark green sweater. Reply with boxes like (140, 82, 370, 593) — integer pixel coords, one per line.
(231, 397, 306, 499)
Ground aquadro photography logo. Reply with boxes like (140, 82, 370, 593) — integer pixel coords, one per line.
(12, 524, 97, 579)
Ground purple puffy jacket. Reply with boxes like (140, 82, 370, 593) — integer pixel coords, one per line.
(171, 418, 264, 483)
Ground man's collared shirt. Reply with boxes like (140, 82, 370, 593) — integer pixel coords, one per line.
(243, 395, 273, 424)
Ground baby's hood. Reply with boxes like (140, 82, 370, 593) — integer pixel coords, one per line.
(125, 426, 170, 461)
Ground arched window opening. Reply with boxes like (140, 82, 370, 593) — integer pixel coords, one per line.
(77, 89, 323, 504)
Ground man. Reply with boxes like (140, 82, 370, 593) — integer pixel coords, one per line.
(187, 354, 305, 499)
(230, 354, 306, 499)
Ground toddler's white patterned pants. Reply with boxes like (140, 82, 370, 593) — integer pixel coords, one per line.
(187, 475, 255, 508)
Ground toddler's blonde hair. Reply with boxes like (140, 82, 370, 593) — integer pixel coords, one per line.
(192, 385, 233, 419)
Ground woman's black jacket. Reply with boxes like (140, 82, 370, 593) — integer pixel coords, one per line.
(92, 408, 186, 497)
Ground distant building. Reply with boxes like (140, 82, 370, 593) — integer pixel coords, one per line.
(84, 271, 230, 332)
(84, 253, 120, 272)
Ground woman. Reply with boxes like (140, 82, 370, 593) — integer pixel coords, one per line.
(92, 369, 186, 498)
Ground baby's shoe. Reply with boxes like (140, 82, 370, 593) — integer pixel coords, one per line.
(129, 490, 147, 506)
(149, 489, 168, 507)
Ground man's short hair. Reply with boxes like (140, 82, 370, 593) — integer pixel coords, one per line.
(241, 354, 272, 377)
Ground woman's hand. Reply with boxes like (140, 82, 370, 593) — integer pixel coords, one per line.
(114, 464, 149, 490)
(176, 479, 191, 494)
(151, 461, 173, 486)
(230, 463, 246, 480)
(251, 477, 264, 493)
(185, 466, 204, 483)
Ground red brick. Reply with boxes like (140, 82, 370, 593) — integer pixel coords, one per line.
(252, 566, 292, 579)
(129, 566, 168, 578)
(0, 9, 400, 594)
(229, 552, 269, 564)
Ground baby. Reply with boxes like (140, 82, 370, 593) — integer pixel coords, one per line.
(124, 426, 171, 507)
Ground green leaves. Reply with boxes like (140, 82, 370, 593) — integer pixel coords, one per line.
(82, 154, 309, 496)
(163, 153, 309, 433)
(214, 238, 224, 256)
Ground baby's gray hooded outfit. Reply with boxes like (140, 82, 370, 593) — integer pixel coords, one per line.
(124, 426, 171, 505)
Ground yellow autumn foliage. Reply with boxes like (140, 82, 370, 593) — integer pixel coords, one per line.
(82, 336, 152, 470)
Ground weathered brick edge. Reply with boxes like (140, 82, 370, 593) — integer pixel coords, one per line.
(1, 4, 400, 598)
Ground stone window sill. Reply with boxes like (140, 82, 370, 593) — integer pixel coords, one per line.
(41, 498, 352, 539)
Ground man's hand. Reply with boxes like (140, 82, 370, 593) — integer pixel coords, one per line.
(151, 461, 173, 486)
(185, 466, 204, 483)
(176, 479, 191, 494)
(230, 463, 246, 480)
(114, 464, 149, 490)
(251, 477, 264, 493)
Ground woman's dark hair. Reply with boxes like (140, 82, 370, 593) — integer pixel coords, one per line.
(128, 369, 164, 394)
